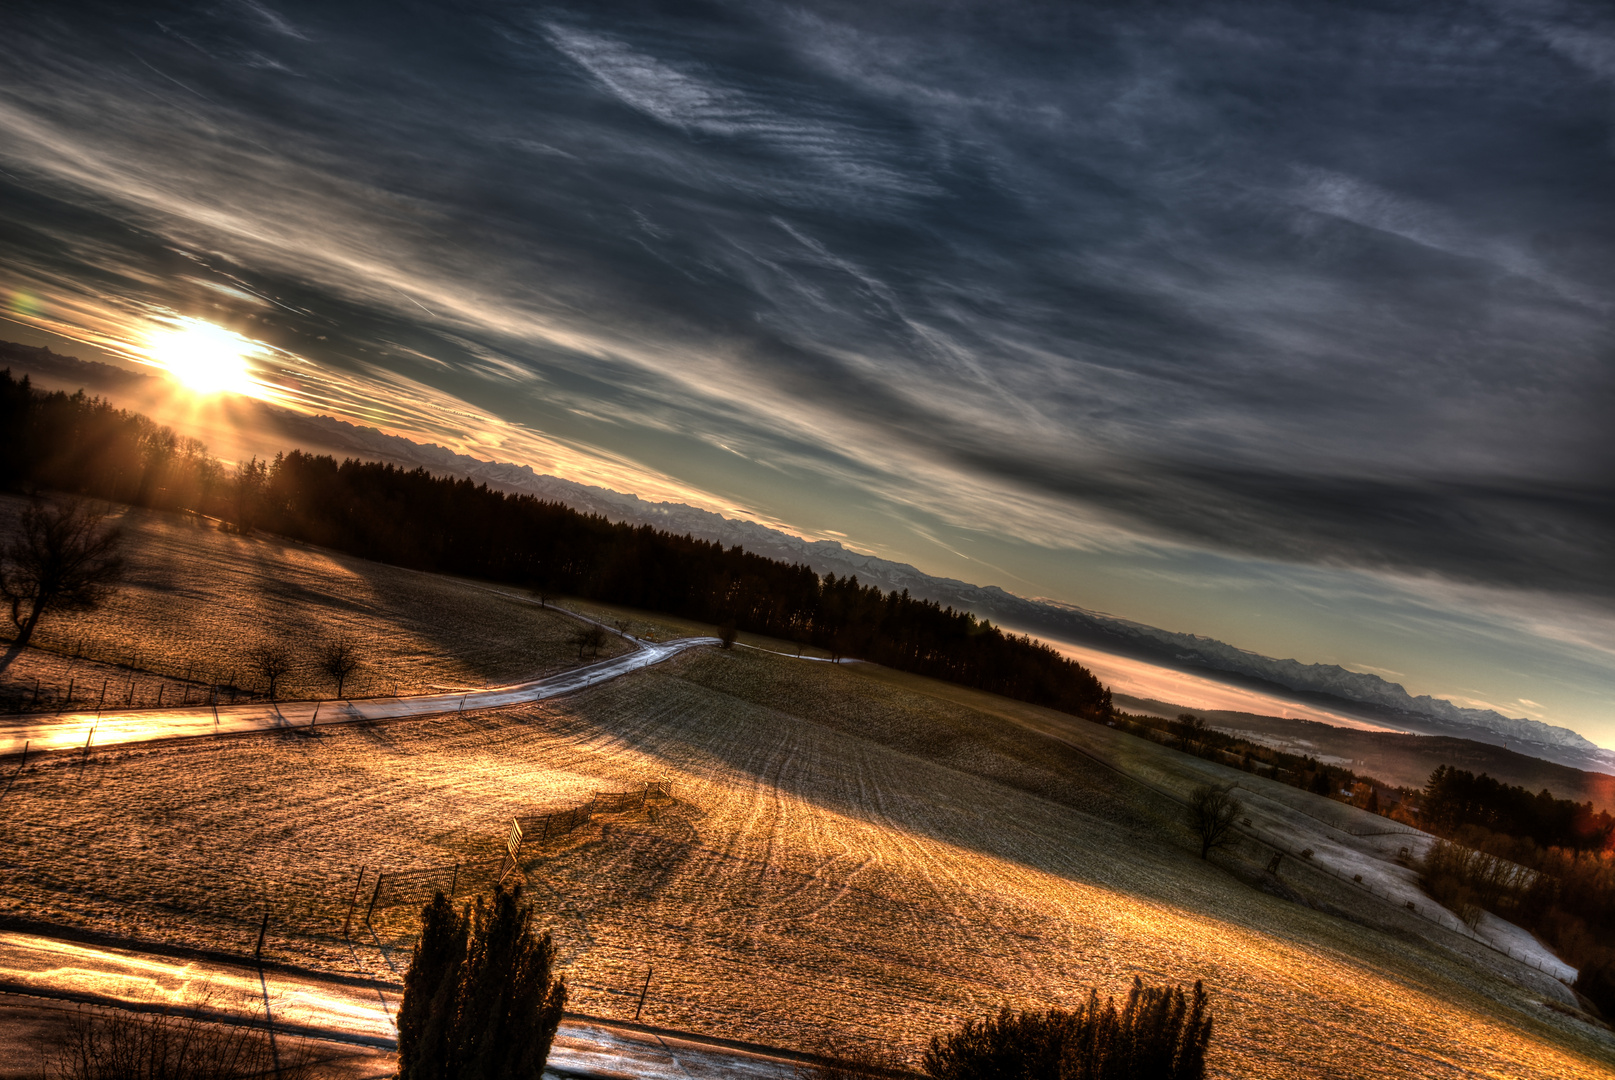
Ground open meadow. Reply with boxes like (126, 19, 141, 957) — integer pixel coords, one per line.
(0, 495, 628, 709)
(0, 641, 1609, 1078)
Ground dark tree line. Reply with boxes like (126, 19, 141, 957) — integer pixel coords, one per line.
(1121, 710, 1393, 809)
(1421, 765, 1614, 852)
(1412, 765, 1615, 1013)
(0, 370, 1111, 720)
(1, 372, 226, 511)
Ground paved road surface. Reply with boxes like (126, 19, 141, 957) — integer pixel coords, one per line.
(0, 637, 717, 758)
(0, 930, 803, 1078)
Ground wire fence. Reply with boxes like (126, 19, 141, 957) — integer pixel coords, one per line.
(0, 632, 271, 714)
(516, 803, 595, 841)
(362, 858, 505, 924)
(362, 780, 676, 922)
(1227, 781, 1422, 840)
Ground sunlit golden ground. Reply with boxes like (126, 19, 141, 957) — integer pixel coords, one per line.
(0, 496, 627, 706)
(1, 646, 1609, 1077)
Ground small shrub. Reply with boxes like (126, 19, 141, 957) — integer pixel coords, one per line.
(569, 624, 608, 659)
(804, 1047, 909, 1079)
(54, 1002, 314, 1080)
(922, 977, 1212, 1080)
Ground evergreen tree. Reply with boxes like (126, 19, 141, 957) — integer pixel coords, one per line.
(0, 369, 1116, 723)
(456, 886, 568, 1080)
(398, 892, 468, 1080)
(397, 886, 567, 1080)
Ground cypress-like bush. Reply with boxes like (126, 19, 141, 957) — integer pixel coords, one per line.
(397, 885, 567, 1080)
(922, 978, 1212, 1080)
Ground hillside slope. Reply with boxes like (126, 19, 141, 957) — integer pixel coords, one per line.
(5, 342, 1604, 777)
(1, 646, 1607, 1077)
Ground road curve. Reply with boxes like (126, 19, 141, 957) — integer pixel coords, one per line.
(0, 637, 718, 758)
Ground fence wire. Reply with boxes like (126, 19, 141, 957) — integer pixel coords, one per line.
(366, 780, 675, 918)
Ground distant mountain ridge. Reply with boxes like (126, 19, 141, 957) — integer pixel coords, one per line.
(9, 342, 1609, 775)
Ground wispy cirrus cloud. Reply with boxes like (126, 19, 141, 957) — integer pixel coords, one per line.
(1, 0, 1613, 735)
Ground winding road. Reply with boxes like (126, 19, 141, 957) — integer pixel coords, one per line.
(0, 634, 718, 759)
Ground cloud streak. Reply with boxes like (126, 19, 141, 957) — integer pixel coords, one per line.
(1, 0, 1613, 730)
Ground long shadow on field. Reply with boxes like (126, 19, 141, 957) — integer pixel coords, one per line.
(25, 504, 624, 700)
(565, 650, 1233, 903)
(537, 647, 1525, 998)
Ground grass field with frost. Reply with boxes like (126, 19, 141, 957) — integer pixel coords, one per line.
(0, 646, 1609, 1078)
(0, 496, 626, 707)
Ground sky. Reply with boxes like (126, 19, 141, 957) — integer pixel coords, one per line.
(1, 1, 1613, 742)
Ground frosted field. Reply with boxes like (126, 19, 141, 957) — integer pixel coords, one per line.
(0, 647, 1610, 1078)
(0, 496, 628, 706)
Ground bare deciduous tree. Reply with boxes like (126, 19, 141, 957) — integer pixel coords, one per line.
(1170, 713, 1209, 756)
(0, 498, 124, 677)
(250, 642, 293, 700)
(320, 636, 362, 698)
(1188, 783, 1243, 860)
(570, 624, 608, 660)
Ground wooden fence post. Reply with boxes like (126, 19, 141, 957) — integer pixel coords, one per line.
(344, 867, 366, 938)
(635, 966, 653, 1021)
(364, 875, 385, 926)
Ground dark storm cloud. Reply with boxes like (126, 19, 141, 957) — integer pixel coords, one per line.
(2, 0, 1613, 594)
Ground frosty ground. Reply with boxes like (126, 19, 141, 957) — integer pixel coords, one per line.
(0, 495, 630, 711)
(1, 640, 1609, 1078)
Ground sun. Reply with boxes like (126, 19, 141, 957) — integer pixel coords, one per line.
(146, 319, 262, 397)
